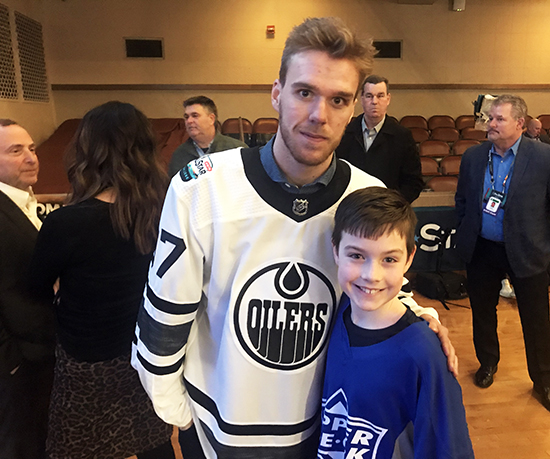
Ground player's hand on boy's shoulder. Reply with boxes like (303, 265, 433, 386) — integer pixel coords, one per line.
(420, 314, 459, 378)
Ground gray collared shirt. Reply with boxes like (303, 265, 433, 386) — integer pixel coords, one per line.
(259, 136, 337, 195)
(361, 115, 386, 151)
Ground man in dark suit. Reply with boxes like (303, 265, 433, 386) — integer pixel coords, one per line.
(524, 118, 550, 144)
(455, 95, 550, 412)
(0, 119, 55, 458)
(336, 75, 423, 203)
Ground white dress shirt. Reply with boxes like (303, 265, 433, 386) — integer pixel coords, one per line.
(0, 181, 42, 229)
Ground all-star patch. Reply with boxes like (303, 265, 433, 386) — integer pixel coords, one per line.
(180, 156, 214, 182)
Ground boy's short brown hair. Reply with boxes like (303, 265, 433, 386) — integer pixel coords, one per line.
(332, 187, 417, 257)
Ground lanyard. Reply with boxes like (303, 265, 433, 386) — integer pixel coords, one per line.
(488, 149, 514, 191)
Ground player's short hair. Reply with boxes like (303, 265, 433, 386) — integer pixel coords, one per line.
(279, 17, 375, 96)
(362, 75, 389, 95)
(183, 95, 218, 122)
(332, 187, 417, 257)
(491, 94, 528, 125)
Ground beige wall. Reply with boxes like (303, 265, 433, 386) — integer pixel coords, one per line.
(37, 0, 550, 132)
(1, 0, 56, 143)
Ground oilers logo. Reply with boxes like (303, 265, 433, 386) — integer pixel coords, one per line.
(234, 261, 335, 370)
(319, 389, 387, 459)
(180, 156, 214, 182)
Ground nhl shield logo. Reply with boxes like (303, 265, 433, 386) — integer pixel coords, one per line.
(234, 261, 336, 370)
(319, 389, 387, 459)
(292, 199, 309, 216)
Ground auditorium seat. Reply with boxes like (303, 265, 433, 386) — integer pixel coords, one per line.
(426, 175, 458, 193)
(439, 155, 461, 176)
(149, 118, 189, 168)
(455, 115, 475, 131)
(252, 117, 279, 147)
(400, 115, 428, 130)
(538, 114, 550, 131)
(430, 127, 459, 143)
(420, 157, 440, 181)
(428, 115, 455, 130)
(419, 140, 450, 158)
(461, 127, 487, 141)
(34, 119, 81, 194)
(452, 139, 479, 156)
(221, 117, 253, 146)
(409, 127, 430, 143)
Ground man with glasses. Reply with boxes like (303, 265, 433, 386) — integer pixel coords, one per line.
(336, 75, 423, 203)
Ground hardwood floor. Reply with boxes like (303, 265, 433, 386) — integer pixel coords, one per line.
(134, 291, 550, 459)
(414, 291, 550, 459)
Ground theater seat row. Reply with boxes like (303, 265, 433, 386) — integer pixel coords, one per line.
(221, 117, 278, 147)
(420, 155, 462, 193)
(403, 114, 550, 144)
(420, 139, 480, 158)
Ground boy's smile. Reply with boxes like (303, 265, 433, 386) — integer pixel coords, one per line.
(333, 229, 415, 329)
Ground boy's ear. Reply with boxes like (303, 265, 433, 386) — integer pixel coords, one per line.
(332, 243, 340, 265)
(404, 245, 417, 272)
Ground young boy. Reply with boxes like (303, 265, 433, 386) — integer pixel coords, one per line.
(318, 187, 474, 459)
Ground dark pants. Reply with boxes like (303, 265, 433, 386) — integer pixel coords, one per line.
(0, 359, 54, 459)
(467, 237, 550, 386)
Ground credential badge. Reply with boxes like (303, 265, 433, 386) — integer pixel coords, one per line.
(292, 198, 308, 216)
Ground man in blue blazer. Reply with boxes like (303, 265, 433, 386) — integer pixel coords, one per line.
(455, 95, 550, 411)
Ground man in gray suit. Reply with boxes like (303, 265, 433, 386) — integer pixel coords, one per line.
(168, 95, 247, 177)
(455, 95, 550, 411)
(0, 119, 55, 458)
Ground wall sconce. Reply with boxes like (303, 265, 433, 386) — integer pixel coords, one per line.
(266, 25, 275, 38)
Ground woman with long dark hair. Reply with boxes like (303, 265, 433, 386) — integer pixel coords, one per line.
(30, 101, 174, 459)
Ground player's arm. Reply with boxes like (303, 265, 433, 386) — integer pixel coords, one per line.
(399, 278, 458, 377)
(132, 181, 203, 428)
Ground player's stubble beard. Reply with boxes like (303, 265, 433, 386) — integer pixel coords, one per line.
(277, 104, 339, 168)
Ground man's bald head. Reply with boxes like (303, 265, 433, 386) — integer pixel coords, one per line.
(526, 119, 542, 138)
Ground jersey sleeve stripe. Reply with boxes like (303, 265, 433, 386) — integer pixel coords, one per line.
(185, 378, 321, 436)
(137, 307, 193, 356)
(146, 283, 201, 315)
(200, 420, 321, 459)
(136, 349, 185, 376)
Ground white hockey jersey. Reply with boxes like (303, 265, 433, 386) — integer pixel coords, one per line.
(132, 147, 417, 458)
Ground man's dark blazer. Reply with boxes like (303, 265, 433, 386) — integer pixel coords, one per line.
(524, 131, 550, 144)
(336, 115, 423, 203)
(0, 190, 54, 375)
(455, 137, 550, 278)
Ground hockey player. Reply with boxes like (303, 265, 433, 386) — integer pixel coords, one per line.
(319, 187, 474, 459)
(132, 17, 457, 459)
